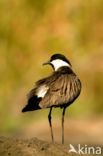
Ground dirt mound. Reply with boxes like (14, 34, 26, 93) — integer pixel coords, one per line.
(0, 136, 102, 156)
(0, 136, 69, 156)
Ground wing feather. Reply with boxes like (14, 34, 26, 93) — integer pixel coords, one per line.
(39, 74, 81, 108)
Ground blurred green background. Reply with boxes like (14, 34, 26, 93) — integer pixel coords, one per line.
(0, 0, 103, 141)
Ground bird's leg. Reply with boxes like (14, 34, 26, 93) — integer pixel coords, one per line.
(62, 107, 66, 144)
(48, 107, 54, 143)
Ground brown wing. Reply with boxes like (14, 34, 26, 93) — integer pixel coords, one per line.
(27, 73, 57, 100)
(39, 74, 81, 108)
(39, 74, 70, 108)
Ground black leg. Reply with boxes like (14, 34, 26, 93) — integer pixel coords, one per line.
(62, 107, 66, 144)
(48, 107, 54, 143)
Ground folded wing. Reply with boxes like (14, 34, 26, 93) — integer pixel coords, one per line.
(39, 74, 81, 108)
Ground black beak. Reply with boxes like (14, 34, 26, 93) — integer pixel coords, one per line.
(43, 61, 50, 66)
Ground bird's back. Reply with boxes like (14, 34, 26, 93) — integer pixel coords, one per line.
(39, 66, 81, 108)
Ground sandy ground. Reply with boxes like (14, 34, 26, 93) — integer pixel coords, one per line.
(0, 136, 102, 156)
(0, 136, 74, 156)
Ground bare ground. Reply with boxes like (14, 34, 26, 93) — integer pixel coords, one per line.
(0, 136, 73, 156)
(0, 136, 102, 156)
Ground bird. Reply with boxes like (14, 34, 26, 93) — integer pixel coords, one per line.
(22, 53, 81, 144)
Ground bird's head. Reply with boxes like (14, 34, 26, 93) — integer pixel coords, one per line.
(43, 53, 72, 71)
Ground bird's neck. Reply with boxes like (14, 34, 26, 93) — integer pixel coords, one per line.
(56, 66, 73, 74)
(51, 59, 71, 71)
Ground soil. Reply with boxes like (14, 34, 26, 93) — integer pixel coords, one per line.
(0, 136, 69, 156)
(0, 136, 102, 156)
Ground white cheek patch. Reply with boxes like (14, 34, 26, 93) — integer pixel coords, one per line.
(51, 59, 70, 71)
(37, 85, 49, 98)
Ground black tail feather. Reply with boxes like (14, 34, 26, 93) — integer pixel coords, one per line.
(22, 96, 41, 112)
